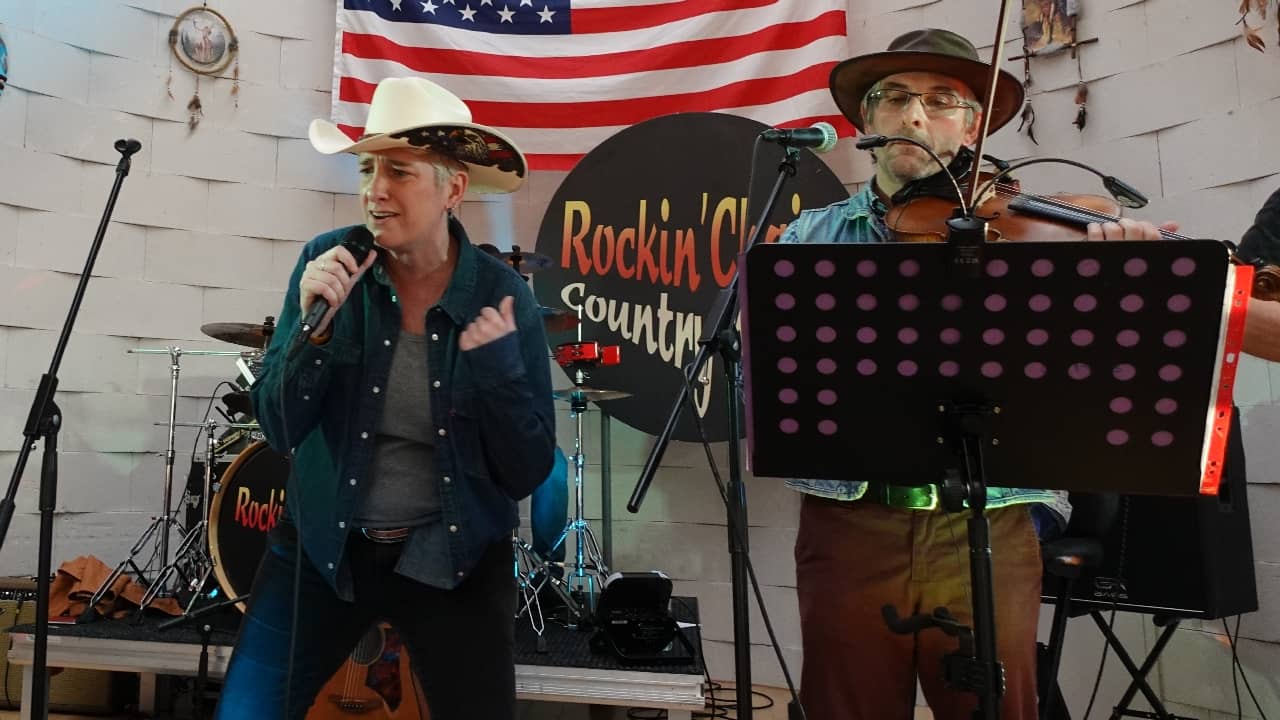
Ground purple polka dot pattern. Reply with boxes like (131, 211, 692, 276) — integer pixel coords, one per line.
(1124, 258, 1147, 277)
(1120, 294, 1144, 313)
(750, 245, 1223, 463)
(1071, 329, 1095, 347)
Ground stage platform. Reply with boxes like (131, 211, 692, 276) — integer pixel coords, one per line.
(6, 600, 705, 719)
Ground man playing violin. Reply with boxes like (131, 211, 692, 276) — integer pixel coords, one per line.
(781, 28, 1176, 720)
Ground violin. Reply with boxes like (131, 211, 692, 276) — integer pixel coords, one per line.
(880, 147, 1280, 301)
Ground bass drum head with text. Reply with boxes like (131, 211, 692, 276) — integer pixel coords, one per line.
(209, 440, 290, 611)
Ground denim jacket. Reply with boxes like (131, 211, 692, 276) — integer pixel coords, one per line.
(778, 186, 1070, 522)
(251, 217, 555, 597)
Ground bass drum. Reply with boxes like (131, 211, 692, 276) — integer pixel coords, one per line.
(209, 440, 290, 611)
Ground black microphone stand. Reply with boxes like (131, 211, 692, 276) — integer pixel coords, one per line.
(0, 138, 142, 720)
(628, 145, 801, 720)
(157, 593, 248, 720)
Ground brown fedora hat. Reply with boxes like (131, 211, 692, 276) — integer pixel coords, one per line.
(829, 28, 1024, 134)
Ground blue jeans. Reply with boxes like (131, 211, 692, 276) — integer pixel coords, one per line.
(529, 447, 568, 570)
(214, 521, 515, 720)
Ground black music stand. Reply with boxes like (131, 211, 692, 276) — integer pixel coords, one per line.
(739, 239, 1246, 719)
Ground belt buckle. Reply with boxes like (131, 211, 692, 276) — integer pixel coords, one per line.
(888, 485, 938, 511)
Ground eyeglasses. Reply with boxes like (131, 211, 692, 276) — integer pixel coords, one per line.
(866, 88, 974, 116)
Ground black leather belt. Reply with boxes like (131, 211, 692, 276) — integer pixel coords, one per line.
(360, 527, 411, 543)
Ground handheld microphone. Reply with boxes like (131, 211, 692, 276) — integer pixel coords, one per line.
(760, 121, 838, 154)
(287, 226, 376, 359)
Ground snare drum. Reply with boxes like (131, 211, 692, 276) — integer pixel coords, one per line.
(208, 440, 290, 611)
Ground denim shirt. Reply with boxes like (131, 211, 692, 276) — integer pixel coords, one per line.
(777, 185, 1071, 522)
(250, 217, 556, 598)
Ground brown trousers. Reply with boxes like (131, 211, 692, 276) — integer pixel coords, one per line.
(795, 494, 1042, 720)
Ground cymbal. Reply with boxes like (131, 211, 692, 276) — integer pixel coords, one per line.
(499, 246, 554, 273)
(540, 306, 579, 333)
(202, 321, 273, 349)
(552, 386, 631, 403)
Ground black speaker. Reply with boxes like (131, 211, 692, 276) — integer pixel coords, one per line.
(1045, 415, 1258, 619)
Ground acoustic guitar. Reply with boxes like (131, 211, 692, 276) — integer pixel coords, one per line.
(305, 623, 430, 719)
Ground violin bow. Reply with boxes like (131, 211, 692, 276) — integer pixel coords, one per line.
(965, 0, 1016, 212)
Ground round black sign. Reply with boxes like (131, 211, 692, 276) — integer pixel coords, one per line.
(533, 112, 850, 442)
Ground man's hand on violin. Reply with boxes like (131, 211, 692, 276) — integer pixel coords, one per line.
(1085, 218, 1179, 241)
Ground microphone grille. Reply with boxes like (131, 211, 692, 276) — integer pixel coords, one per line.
(813, 121, 838, 154)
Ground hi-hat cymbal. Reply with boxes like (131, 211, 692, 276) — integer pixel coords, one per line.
(201, 321, 274, 349)
(552, 386, 631, 403)
(499, 245, 554, 274)
(540, 306, 579, 333)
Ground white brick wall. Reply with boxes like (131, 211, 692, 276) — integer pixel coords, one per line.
(0, 1, 1276, 716)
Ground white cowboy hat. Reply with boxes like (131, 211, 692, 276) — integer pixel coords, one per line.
(309, 76, 527, 194)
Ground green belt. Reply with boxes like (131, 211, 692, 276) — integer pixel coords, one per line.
(862, 482, 938, 510)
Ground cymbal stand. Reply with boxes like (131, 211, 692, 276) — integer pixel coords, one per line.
(79, 347, 238, 622)
(135, 420, 219, 617)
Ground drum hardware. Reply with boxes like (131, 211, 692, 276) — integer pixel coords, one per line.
(79, 347, 244, 622)
(513, 532, 585, 643)
(200, 316, 275, 350)
(134, 420, 223, 617)
(497, 245, 554, 275)
(539, 306, 579, 334)
(549, 337, 627, 614)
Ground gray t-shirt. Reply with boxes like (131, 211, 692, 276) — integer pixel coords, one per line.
(353, 331, 440, 528)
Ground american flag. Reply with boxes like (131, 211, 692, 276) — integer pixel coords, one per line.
(331, 0, 852, 171)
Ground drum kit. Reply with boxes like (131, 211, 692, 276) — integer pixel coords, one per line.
(81, 247, 634, 632)
(80, 318, 279, 620)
